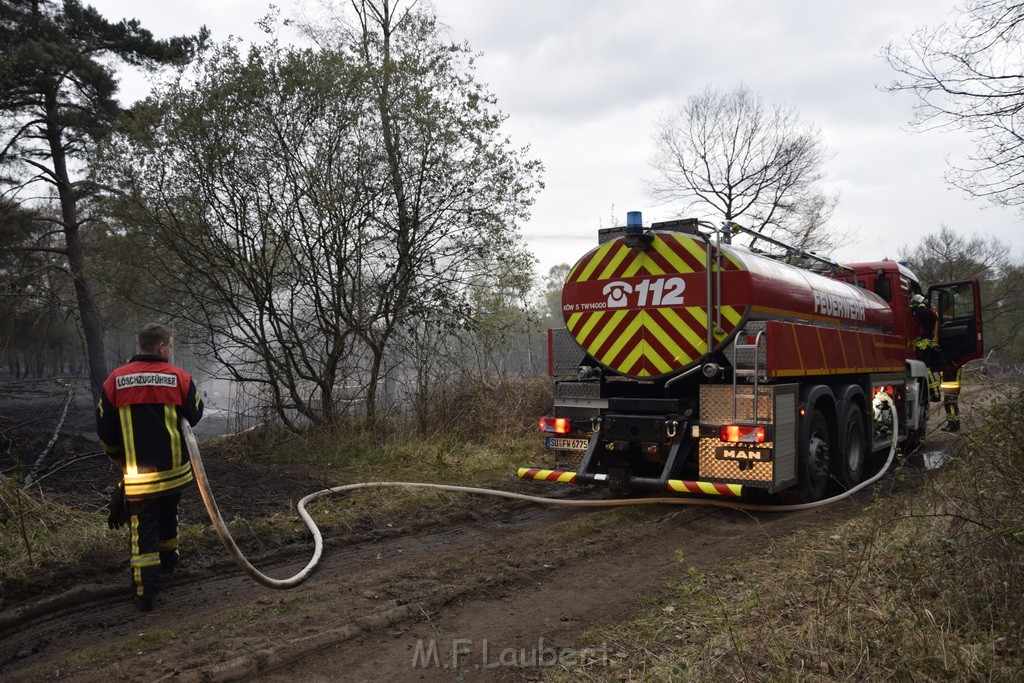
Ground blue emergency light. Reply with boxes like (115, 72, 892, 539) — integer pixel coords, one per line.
(626, 211, 643, 234)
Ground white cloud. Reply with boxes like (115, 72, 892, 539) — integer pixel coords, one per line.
(85, 0, 1024, 277)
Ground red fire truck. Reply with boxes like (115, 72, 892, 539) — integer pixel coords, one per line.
(527, 214, 983, 502)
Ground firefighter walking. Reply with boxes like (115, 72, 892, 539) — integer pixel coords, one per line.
(97, 323, 204, 612)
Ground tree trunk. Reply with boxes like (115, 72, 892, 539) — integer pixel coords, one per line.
(45, 89, 107, 399)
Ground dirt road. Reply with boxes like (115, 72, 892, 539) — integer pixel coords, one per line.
(1, 479, 882, 682)
(0, 376, 952, 682)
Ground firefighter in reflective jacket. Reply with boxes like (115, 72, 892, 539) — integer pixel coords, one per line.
(911, 293, 941, 401)
(940, 367, 962, 432)
(97, 323, 203, 612)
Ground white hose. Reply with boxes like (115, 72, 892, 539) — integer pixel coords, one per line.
(181, 392, 899, 589)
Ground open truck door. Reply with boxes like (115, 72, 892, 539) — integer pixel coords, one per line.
(927, 279, 983, 373)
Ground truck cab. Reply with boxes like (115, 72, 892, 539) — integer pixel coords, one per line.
(842, 262, 984, 375)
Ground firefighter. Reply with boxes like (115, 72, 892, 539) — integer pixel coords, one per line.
(97, 323, 204, 612)
(940, 367, 962, 432)
(911, 293, 941, 401)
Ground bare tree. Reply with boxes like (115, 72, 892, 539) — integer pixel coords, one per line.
(101, 40, 382, 428)
(647, 84, 841, 251)
(102, 2, 541, 428)
(882, 1, 1024, 215)
(307, 0, 543, 422)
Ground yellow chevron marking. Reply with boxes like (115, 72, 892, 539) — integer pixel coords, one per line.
(687, 305, 710, 328)
(653, 237, 694, 273)
(643, 250, 668, 276)
(660, 307, 707, 355)
(519, 469, 576, 483)
(603, 312, 644, 363)
(666, 480, 744, 496)
(598, 244, 631, 280)
(676, 234, 710, 264)
(723, 250, 744, 270)
(587, 309, 629, 358)
(634, 329, 675, 374)
(577, 241, 616, 282)
(719, 305, 742, 326)
(621, 252, 648, 277)
(645, 316, 691, 366)
(620, 342, 648, 376)
(644, 314, 682, 355)
(569, 309, 604, 343)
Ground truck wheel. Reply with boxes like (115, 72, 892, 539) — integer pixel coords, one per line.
(782, 408, 831, 504)
(832, 402, 865, 490)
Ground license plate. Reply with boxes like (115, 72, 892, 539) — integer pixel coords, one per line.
(714, 446, 772, 462)
(545, 437, 589, 451)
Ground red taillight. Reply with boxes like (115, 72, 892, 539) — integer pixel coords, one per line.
(539, 416, 572, 434)
(720, 425, 766, 443)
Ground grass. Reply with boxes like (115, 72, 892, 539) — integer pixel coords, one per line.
(0, 374, 552, 605)
(0, 474, 123, 601)
(551, 379, 1024, 682)
(8, 373, 1021, 681)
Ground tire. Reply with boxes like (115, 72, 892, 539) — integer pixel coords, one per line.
(832, 402, 865, 491)
(782, 408, 831, 504)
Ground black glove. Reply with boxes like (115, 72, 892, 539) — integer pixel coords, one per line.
(108, 481, 129, 530)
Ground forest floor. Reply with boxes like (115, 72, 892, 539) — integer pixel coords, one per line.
(0, 374, 958, 682)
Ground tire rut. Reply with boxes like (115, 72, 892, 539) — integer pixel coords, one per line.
(0, 497, 581, 680)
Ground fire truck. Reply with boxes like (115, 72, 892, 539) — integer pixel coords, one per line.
(526, 213, 983, 502)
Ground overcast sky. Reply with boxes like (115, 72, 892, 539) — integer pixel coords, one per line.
(87, 0, 1024, 279)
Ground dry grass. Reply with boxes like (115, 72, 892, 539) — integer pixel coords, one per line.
(554, 380, 1024, 682)
(1, 374, 550, 604)
(0, 475, 122, 601)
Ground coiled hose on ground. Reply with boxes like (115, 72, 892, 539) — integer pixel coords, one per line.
(184, 393, 899, 590)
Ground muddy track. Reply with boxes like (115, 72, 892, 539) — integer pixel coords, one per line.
(0, 482, 869, 683)
(0, 381, 958, 682)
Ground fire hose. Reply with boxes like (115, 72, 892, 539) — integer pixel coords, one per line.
(185, 393, 899, 590)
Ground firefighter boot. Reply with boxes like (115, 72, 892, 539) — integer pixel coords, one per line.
(941, 398, 960, 432)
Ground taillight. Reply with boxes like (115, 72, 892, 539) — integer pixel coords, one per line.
(720, 425, 766, 443)
(539, 416, 572, 434)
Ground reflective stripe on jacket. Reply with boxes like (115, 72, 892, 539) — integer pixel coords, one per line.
(97, 354, 204, 499)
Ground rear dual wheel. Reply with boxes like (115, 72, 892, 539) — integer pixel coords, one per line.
(783, 409, 831, 504)
(832, 402, 866, 491)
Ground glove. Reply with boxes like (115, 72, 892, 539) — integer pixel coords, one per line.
(108, 481, 129, 530)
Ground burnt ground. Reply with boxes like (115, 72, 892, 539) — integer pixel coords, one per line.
(0, 376, 958, 682)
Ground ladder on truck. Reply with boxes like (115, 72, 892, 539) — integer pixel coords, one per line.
(697, 219, 846, 425)
(731, 329, 766, 423)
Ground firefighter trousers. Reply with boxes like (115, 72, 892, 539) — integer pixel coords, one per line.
(129, 491, 181, 598)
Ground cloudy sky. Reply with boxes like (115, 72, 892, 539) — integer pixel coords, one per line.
(87, 0, 1024, 278)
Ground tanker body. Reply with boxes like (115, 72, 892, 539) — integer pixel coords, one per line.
(529, 214, 983, 502)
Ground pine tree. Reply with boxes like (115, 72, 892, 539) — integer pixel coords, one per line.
(0, 0, 203, 396)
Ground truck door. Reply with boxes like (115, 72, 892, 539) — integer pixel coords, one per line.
(927, 280, 983, 371)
